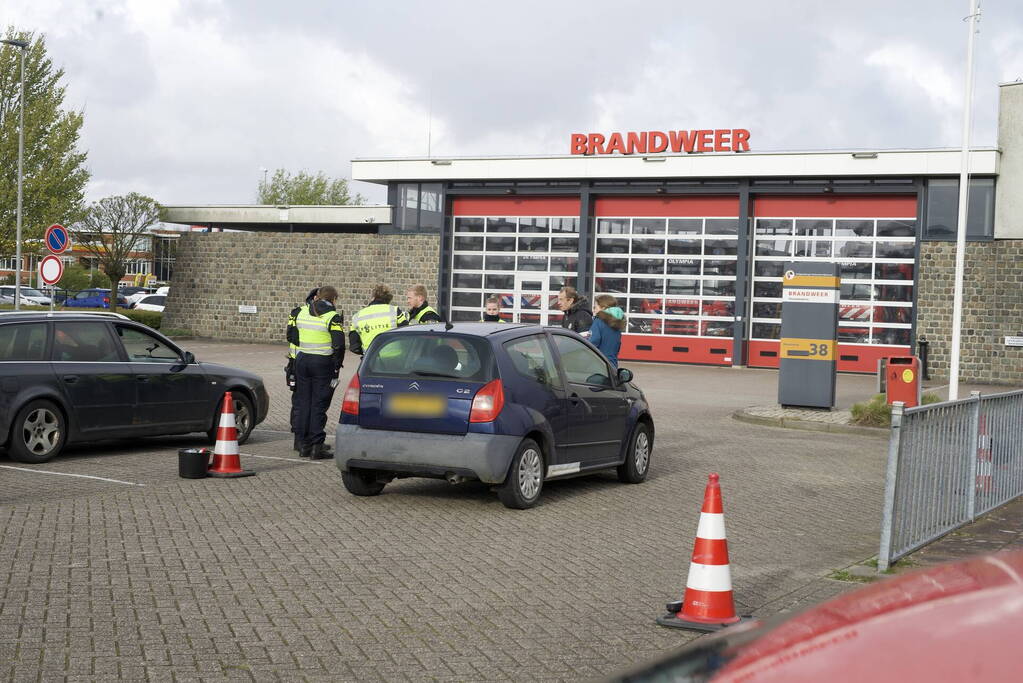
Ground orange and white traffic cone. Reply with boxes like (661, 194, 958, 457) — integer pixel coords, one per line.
(657, 473, 749, 631)
(208, 392, 255, 478)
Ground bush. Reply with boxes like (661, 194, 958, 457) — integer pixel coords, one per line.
(58, 264, 110, 290)
(0, 306, 163, 330)
(122, 309, 162, 329)
(851, 393, 942, 427)
(161, 328, 194, 338)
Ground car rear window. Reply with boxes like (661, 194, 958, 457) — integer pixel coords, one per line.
(363, 333, 494, 382)
(0, 323, 48, 361)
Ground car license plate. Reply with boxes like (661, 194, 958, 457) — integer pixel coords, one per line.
(386, 393, 447, 417)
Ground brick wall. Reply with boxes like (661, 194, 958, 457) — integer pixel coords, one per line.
(162, 232, 441, 344)
(917, 240, 1023, 383)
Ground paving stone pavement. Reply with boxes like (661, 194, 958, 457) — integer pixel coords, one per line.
(1, 343, 892, 681)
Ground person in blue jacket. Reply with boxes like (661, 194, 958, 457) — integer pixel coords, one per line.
(589, 294, 626, 367)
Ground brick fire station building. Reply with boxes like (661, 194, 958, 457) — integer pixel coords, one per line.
(163, 81, 1023, 383)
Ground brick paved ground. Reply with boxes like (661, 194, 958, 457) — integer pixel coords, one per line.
(1, 343, 892, 681)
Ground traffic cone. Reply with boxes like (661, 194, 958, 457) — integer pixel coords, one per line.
(657, 473, 750, 631)
(208, 392, 255, 478)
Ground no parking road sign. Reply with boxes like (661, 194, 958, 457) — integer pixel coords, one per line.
(39, 255, 64, 286)
(45, 224, 70, 254)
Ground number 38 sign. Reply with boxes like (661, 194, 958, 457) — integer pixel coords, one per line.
(777, 263, 840, 409)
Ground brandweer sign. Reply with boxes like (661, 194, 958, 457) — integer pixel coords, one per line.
(570, 129, 751, 155)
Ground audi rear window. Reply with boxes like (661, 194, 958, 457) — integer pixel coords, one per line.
(0, 323, 48, 361)
(363, 334, 495, 382)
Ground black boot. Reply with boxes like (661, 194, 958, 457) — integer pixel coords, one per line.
(309, 443, 334, 460)
(299, 443, 312, 458)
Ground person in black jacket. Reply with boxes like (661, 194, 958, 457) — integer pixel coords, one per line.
(292, 286, 346, 459)
(557, 286, 593, 334)
(286, 287, 320, 451)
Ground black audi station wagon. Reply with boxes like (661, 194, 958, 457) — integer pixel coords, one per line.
(0, 312, 268, 463)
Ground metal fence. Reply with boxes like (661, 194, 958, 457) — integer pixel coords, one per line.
(878, 389, 1023, 571)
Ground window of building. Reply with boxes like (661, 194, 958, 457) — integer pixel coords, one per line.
(923, 178, 994, 240)
(448, 214, 579, 324)
(394, 183, 444, 232)
(750, 217, 916, 347)
(593, 215, 738, 339)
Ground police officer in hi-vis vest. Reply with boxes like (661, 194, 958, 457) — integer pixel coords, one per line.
(286, 287, 320, 451)
(405, 284, 443, 325)
(349, 284, 409, 356)
(293, 285, 345, 459)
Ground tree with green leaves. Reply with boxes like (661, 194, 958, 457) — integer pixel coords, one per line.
(75, 193, 160, 312)
(1, 28, 89, 262)
(257, 169, 365, 205)
(56, 263, 109, 292)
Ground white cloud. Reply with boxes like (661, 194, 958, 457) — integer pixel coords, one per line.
(6, 0, 1022, 206)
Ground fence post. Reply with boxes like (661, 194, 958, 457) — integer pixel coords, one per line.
(967, 390, 981, 522)
(878, 401, 905, 572)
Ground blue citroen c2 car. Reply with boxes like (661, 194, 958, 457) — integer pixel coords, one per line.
(335, 323, 654, 509)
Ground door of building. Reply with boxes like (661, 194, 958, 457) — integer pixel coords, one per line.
(514, 275, 550, 325)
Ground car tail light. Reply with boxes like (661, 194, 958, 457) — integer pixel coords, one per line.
(469, 379, 505, 423)
(341, 373, 361, 415)
(102, 296, 110, 305)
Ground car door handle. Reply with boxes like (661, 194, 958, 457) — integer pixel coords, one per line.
(570, 392, 592, 415)
(63, 375, 79, 384)
(136, 375, 150, 382)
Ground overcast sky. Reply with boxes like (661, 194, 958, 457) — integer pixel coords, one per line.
(7, 0, 1023, 206)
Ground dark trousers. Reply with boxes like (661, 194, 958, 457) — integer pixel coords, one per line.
(294, 353, 335, 446)
(287, 362, 299, 434)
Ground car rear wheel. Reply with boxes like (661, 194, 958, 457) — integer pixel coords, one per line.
(617, 422, 651, 484)
(498, 438, 544, 509)
(206, 392, 255, 445)
(341, 470, 386, 496)
(9, 400, 67, 464)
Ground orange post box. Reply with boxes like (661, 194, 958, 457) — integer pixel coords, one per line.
(887, 356, 921, 408)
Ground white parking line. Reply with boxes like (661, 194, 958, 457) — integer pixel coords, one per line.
(0, 465, 145, 486)
(239, 452, 325, 463)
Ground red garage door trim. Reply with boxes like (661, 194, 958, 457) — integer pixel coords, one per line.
(754, 195, 917, 218)
(595, 196, 739, 217)
(451, 196, 580, 216)
(619, 336, 733, 366)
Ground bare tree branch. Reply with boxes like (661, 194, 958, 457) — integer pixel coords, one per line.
(74, 193, 160, 312)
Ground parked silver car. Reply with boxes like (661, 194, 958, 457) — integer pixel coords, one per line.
(0, 286, 51, 306)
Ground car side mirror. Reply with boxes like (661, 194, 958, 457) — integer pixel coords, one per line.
(183, 351, 196, 364)
(617, 367, 634, 384)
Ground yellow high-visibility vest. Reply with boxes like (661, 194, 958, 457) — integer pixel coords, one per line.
(352, 303, 407, 351)
(411, 305, 439, 324)
(296, 306, 340, 355)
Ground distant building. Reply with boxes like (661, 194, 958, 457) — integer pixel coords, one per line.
(0, 225, 184, 287)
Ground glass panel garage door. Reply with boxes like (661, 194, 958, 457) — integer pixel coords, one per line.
(448, 215, 579, 323)
(592, 216, 738, 340)
(750, 217, 916, 347)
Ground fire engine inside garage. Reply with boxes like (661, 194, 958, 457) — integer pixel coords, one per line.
(351, 83, 1017, 373)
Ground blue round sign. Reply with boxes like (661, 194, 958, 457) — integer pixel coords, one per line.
(45, 224, 69, 254)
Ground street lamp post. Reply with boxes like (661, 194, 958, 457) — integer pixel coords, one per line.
(2, 38, 29, 311)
